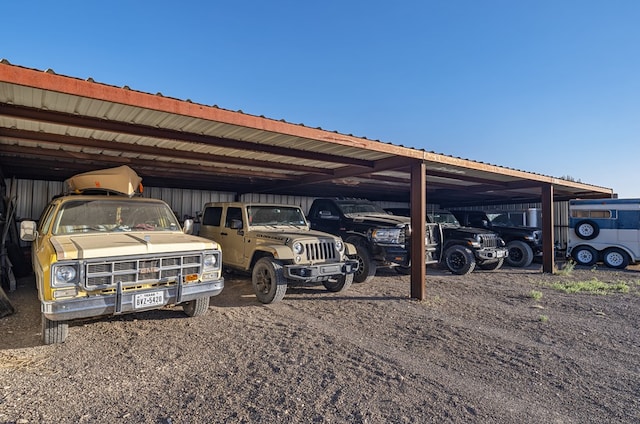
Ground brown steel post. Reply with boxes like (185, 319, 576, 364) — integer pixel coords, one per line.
(541, 183, 555, 273)
(410, 160, 426, 300)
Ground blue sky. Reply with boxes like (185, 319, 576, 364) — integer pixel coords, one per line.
(3, 1, 640, 197)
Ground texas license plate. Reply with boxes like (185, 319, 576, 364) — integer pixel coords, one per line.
(134, 291, 164, 309)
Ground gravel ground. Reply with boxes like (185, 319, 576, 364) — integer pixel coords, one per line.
(1, 263, 639, 423)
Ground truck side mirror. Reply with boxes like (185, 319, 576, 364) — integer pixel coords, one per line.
(20, 220, 37, 241)
(319, 210, 339, 220)
(230, 219, 243, 230)
(183, 219, 194, 234)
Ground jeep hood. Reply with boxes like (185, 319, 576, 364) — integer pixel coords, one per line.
(252, 228, 339, 242)
(50, 232, 218, 260)
(343, 213, 409, 227)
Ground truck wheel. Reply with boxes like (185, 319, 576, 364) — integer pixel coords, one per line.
(352, 243, 376, 283)
(252, 257, 287, 304)
(506, 240, 534, 267)
(183, 296, 210, 317)
(323, 273, 354, 292)
(478, 258, 504, 271)
(602, 248, 629, 269)
(42, 315, 69, 345)
(571, 245, 598, 266)
(575, 220, 599, 240)
(444, 245, 476, 275)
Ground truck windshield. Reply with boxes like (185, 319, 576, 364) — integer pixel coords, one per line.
(247, 206, 307, 226)
(52, 199, 181, 234)
(336, 201, 387, 214)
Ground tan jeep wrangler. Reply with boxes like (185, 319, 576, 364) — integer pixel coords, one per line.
(199, 202, 358, 304)
(20, 166, 224, 344)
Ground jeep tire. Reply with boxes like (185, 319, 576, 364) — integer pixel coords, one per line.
(478, 258, 504, 271)
(323, 273, 354, 292)
(183, 296, 210, 317)
(252, 257, 287, 304)
(351, 242, 376, 283)
(506, 240, 534, 267)
(42, 315, 69, 345)
(444, 245, 476, 275)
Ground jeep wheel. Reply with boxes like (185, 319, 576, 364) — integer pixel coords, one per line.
(183, 296, 210, 317)
(444, 245, 476, 275)
(352, 243, 376, 283)
(506, 240, 534, 267)
(42, 315, 69, 345)
(252, 257, 287, 304)
(571, 245, 598, 266)
(478, 258, 504, 271)
(323, 273, 354, 292)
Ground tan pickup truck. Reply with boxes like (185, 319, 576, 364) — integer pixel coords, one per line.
(20, 166, 224, 344)
(199, 202, 358, 304)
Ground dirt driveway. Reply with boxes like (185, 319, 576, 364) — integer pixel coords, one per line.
(1, 263, 639, 423)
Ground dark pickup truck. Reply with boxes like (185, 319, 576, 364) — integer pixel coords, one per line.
(307, 198, 440, 283)
(451, 210, 542, 267)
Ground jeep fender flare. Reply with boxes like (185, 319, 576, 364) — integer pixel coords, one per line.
(251, 246, 295, 265)
(344, 242, 357, 256)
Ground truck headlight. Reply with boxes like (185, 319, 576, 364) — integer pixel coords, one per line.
(293, 242, 304, 255)
(335, 240, 344, 252)
(54, 265, 77, 285)
(203, 253, 219, 270)
(371, 228, 402, 244)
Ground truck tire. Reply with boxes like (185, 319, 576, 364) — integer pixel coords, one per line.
(602, 248, 629, 269)
(42, 315, 69, 345)
(575, 220, 599, 240)
(252, 257, 287, 304)
(571, 245, 598, 266)
(351, 242, 376, 283)
(478, 258, 504, 271)
(323, 273, 354, 292)
(444, 245, 476, 275)
(183, 296, 210, 317)
(506, 240, 534, 267)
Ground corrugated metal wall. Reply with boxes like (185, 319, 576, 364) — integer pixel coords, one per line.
(4, 178, 571, 250)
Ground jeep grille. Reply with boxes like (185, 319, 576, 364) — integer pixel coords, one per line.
(479, 233, 499, 248)
(84, 253, 210, 289)
(304, 241, 337, 261)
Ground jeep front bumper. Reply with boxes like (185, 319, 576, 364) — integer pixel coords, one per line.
(474, 247, 509, 261)
(284, 259, 359, 281)
(42, 278, 224, 321)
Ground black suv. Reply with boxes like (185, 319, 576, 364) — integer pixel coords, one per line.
(451, 210, 542, 267)
(307, 198, 439, 283)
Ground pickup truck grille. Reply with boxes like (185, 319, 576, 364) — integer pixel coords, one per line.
(84, 253, 206, 289)
(304, 241, 337, 261)
(479, 233, 499, 248)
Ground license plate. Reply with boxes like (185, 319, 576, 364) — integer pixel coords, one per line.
(497, 250, 506, 258)
(134, 291, 164, 309)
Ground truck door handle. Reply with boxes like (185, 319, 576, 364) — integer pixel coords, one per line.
(220, 232, 228, 236)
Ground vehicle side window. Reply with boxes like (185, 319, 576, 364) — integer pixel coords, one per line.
(38, 203, 58, 234)
(225, 207, 242, 228)
(202, 207, 222, 226)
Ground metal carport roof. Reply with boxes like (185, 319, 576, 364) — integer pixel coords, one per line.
(0, 60, 614, 299)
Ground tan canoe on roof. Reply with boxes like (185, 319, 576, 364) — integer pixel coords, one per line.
(64, 165, 143, 196)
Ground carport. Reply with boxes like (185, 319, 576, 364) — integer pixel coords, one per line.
(0, 60, 614, 299)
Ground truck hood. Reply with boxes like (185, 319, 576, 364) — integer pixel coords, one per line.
(343, 212, 409, 228)
(51, 232, 218, 260)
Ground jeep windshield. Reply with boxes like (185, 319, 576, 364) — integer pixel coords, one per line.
(247, 206, 307, 226)
(427, 211, 461, 227)
(335, 201, 387, 215)
(52, 199, 181, 234)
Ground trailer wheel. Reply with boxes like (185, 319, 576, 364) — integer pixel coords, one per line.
(602, 248, 629, 269)
(574, 220, 599, 240)
(571, 245, 598, 266)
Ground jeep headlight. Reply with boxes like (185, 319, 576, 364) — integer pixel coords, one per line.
(53, 265, 77, 285)
(203, 253, 218, 270)
(293, 242, 304, 255)
(371, 228, 402, 244)
(468, 234, 482, 248)
(335, 240, 344, 252)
